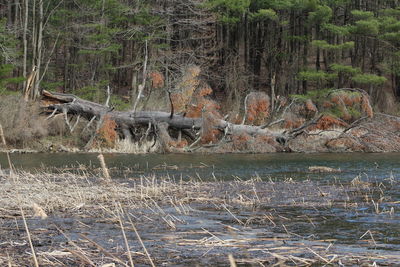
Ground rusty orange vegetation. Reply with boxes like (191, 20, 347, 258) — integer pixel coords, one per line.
(171, 86, 196, 113)
(313, 115, 348, 130)
(361, 95, 373, 118)
(331, 95, 341, 105)
(305, 99, 318, 113)
(200, 111, 222, 144)
(284, 118, 305, 129)
(97, 115, 118, 147)
(255, 134, 277, 146)
(331, 92, 362, 107)
(232, 133, 251, 150)
(168, 139, 188, 148)
(246, 92, 270, 125)
(186, 85, 221, 119)
(149, 71, 165, 89)
(322, 101, 334, 108)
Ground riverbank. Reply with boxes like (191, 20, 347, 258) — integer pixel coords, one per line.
(1, 169, 399, 266)
(2, 89, 400, 154)
(2, 112, 400, 154)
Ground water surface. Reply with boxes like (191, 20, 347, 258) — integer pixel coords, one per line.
(1, 152, 399, 182)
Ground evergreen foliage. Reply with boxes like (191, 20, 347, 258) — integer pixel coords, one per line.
(1, 0, 400, 110)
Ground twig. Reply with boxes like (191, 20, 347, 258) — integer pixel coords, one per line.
(70, 115, 81, 132)
(79, 234, 129, 267)
(20, 208, 39, 267)
(222, 204, 244, 225)
(45, 108, 57, 120)
(39, 33, 60, 84)
(63, 109, 73, 132)
(127, 214, 156, 267)
(118, 214, 135, 267)
(65, 248, 95, 266)
(360, 230, 377, 247)
(260, 119, 284, 129)
(54, 225, 95, 266)
(81, 116, 96, 133)
(306, 247, 330, 264)
(289, 114, 323, 136)
(84, 114, 106, 150)
(228, 254, 237, 267)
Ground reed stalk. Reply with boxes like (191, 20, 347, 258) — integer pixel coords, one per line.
(20, 208, 39, 267)
(97, 153, 110, 180)
(0, 124, 14, 178)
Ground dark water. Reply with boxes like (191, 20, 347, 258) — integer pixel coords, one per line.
(1, 152, 400, 182)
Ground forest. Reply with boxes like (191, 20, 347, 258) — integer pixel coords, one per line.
(2, 2, 400, 266)
(1, 0, 400, 152)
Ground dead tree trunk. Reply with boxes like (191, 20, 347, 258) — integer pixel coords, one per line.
(41, 90, 286, 145)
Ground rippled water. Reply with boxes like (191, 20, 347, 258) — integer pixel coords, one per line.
(1, 152, 400, 182)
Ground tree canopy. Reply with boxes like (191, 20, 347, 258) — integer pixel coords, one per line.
(1, 0, 399, 110)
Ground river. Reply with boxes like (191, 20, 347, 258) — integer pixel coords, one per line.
(1, 152, 400, 181)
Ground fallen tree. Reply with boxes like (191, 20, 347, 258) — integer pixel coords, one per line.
(41, 90, 288, 152)
(39, 73, 400, 153)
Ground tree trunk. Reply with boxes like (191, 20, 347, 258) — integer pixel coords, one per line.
(22, 0, 28, 90)
(33, 0, 43, 99)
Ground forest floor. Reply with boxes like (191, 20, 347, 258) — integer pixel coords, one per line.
(1, 169, 399, 266)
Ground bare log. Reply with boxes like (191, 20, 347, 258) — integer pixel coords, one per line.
(42, 90, 201, 131)
(41, 91, 287, 147)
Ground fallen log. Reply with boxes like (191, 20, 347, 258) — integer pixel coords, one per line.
(42, 90, 202, 131)
(41, 91, 287, 147)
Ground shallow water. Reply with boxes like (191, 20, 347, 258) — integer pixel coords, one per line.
(1, 152, 400, 265)
(1, 152, 400, 182)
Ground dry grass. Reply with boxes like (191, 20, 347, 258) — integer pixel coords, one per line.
(0, 96, 48, 147)
(0, 169, 398, 266)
